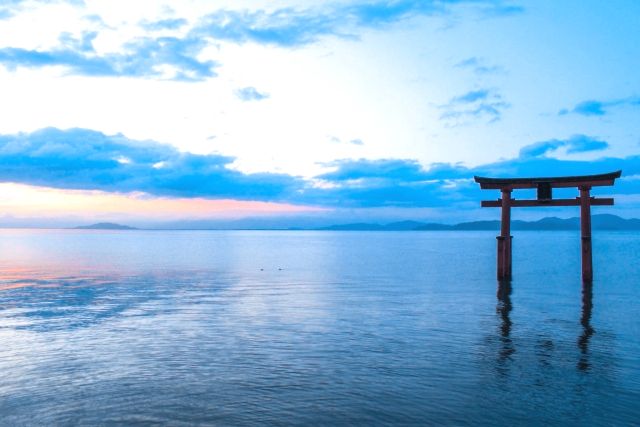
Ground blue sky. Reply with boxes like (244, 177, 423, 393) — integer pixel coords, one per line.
(0, 0, 639, 226)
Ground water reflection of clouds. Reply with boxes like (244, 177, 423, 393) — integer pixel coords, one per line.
(0, 268, 228, 332)
(216, 275, 335, 336)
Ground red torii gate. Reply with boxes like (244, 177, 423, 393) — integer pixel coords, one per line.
(474, 170, 621, 282)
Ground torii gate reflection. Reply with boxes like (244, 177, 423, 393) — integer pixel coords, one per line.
(474, 171, 621, 282)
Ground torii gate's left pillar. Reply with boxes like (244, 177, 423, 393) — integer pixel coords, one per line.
(580, 186, 593, 282)
(497, 189, 512, 280)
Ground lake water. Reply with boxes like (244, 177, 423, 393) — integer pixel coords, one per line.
(0, 230, 638, 425)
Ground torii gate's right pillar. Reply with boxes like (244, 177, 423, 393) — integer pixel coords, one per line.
(580, 186, 593, 283)
(497, 188, 512, 281)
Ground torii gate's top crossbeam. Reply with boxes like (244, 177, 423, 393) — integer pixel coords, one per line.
(474, 170, 621, 208)
(474, 170, 621, 189)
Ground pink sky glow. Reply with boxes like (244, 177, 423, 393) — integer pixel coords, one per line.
(0, 183, 324, 221)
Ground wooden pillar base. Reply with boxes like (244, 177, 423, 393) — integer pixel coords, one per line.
(496, 235, 513, 280)
(506, 235, 512, 278)
(581, 236, 593, 282)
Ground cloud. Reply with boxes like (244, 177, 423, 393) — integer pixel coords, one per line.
(570, 100, 607, 116)
(234, 87, 269, 101)
(307, 158, 466, 207)
(0, 128, 302, 201)
(519, 135, 609, 158)
(0, 0, 27, 20)
(328, 136, 364, 145)
(0, 1, 522, 79)
(0, 33, 218, 81)
(191, 1, 521, 47)
(452, 89, 491, 103)
(468, 156, 636, 195)
(0, 128, 633, 209)
(191, 2, 448, 47)
(1, 0, 85, 20)
(440, 88, 509, 124)
(454, 57, 503, 75)
(311, 151, 633, 207)
(559, 96, 640, 116)
(141, 18, 188, 31)
(318, 158, 432, 182)
(192, 8, 336, 47)
(0, 8, 14, 20)
(481, 3, 524, 17)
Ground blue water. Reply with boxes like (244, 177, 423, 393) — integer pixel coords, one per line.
(0, 230, 638, 425)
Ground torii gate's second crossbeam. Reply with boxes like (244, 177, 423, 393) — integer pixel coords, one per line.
(474, 171, 621, 282)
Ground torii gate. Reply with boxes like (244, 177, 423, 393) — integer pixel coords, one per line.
(474, 170, 621, 282)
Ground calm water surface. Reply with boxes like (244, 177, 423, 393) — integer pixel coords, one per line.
(0, 230, 638, 425)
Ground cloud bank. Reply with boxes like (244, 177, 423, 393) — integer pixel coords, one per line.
(0, 128, 635, 210)
(0, 128, 302, 200)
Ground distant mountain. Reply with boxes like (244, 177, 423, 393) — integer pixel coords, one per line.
(320, 221, 444, 231)
(74, 222, 137, 230)
(413, 222, 458, 231)
(510, 214, 640, 230)
(321, 214, 640, 231)
(385, 220, 432, 230)
(450, 220, 501, 231)
(592, 213, 640, 230)
(319, 223, 385, 231)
